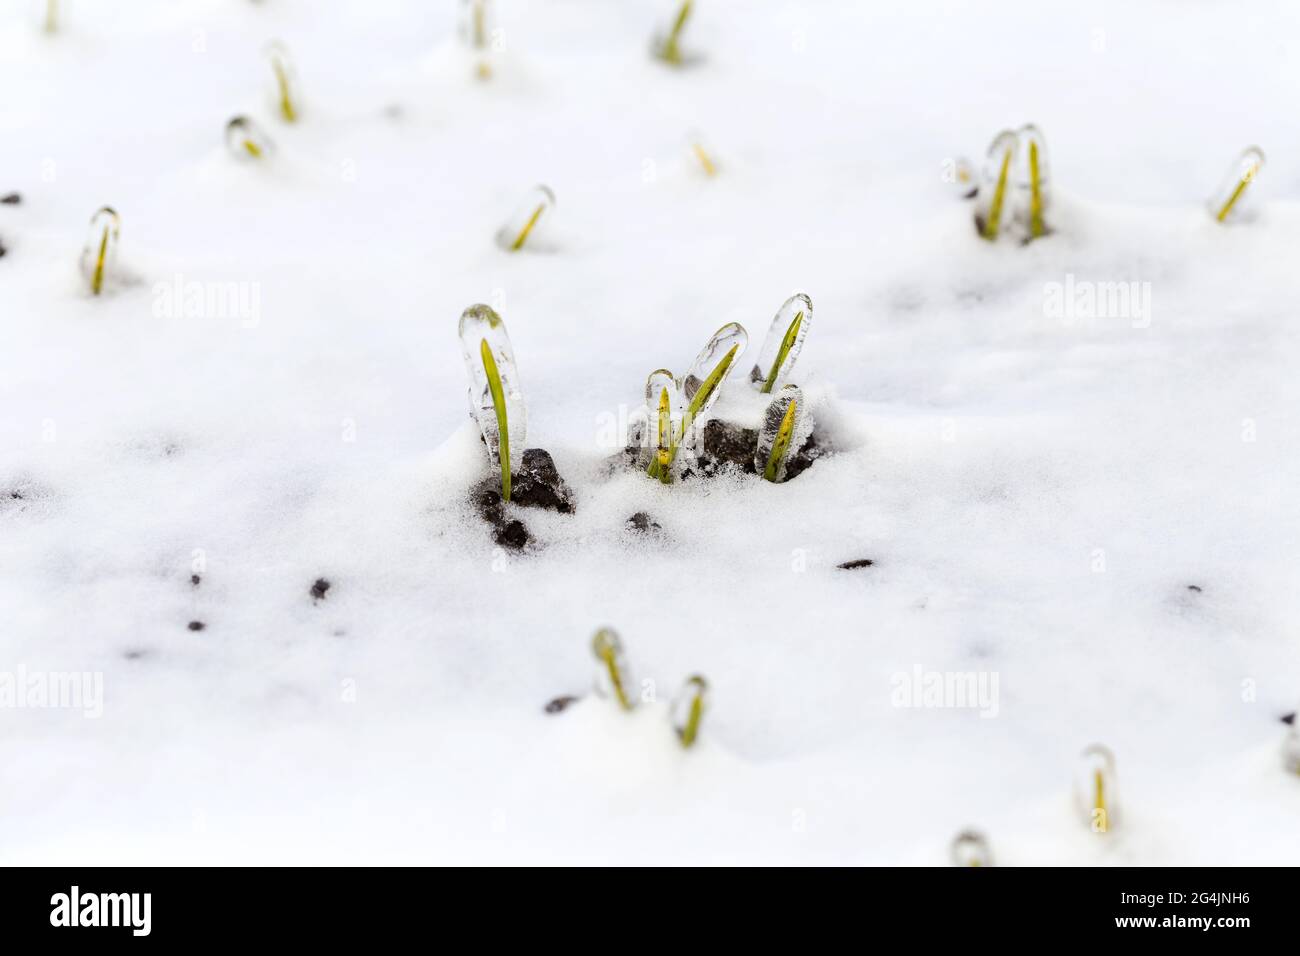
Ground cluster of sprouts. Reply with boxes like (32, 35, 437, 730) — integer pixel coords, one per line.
(951, 743, 1119, 866)
(592, 628, 709, 750)
(641, 293, 814, 484)
(971, 125, 1051, 242)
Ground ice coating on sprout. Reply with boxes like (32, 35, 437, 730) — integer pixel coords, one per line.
(670, 675, 708, 748)
(458, 305, 526, 483)
(681, 322, 747, 411)
(950, 830, 992, 867)
(1209, 146, 1265, 223)
(224, 116, 273, 160)
(645, 369, 682, 481)
(1016, 124, 1050, 238)
(458, 0, 493, 51)
(458, 0, 496, 79)
(750, 293, 812, 393)
(1073, 744, 1117, 834)
(264, 41, 300, 123)
(80, 206, 120, 296)
(755, 385, 812, 482)
(973, 130, 1018, 240)
(591, 628, 634, 711)
(496, 185, 555, 252)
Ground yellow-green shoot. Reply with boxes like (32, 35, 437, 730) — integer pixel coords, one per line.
(481, 340, 511, 502)
(655, 1, 693, 64)
(592, 628, 633, 710)
(672, 675, 708, 748)
(84, 207, 120, 296)
(979, 133, 1016, 241)
(266, 42, 299, 123)
(1213, 147, 1265, 223)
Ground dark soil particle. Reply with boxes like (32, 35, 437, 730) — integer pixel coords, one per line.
(190, 574, 201, 586)
(473, 448, 574, 551)
(838, 558, 874, 570)
(311, 578, 331, 601)
(1187, 585, 1202, 593)
(0, 193, 19, 204)
(187, 621, 206, 632)
(544, 695, 579, 714)
(123, 649, 150, 661)
(1282, 712, 1296, 726)
(495, 519, 530, 550)
(626, 511, 661, 534)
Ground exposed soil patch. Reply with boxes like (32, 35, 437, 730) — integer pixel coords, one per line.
(472, 448, 575, 551)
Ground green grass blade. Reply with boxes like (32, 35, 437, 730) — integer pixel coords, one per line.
(763, 397, 799, 481)
(480, 339, 511, 502)
(761, 311, 803, 394)
(982, 146, 1012, 240)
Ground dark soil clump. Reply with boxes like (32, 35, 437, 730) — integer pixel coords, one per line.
(473, 448, 574, 551)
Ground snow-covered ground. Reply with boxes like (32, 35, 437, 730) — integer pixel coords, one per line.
(2, 0, 1299, 865)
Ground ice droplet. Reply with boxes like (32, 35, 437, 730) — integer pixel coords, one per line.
(755, 385, 811, 482)
(458, 304, 526, 479)
(750, 293, 811, 393)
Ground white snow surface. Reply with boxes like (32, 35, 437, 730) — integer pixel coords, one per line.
(3, 0, 1300, 865)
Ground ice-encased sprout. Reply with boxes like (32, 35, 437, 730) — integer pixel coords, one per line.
(950, 830, 992, 867)
(591, 628, 634, 711)
(1209, 146, 1265, 223)
(458, 0, 496, 79)
(1073, 744, 1117, 834)
(1015, 124, 1050, 238)
(80, 206, 120, 297)
(646, 322, 747, 480)
(670, 674, 708, 748)
(681, 321, 747, 419)
(645, 368, 682, 483)
(973, 129, 1018, 241)
(225, 116, 273, 160)
(750, 293, 812, 394)
(264, 41, 301, 123)
(496, 185, 555, 252)
(652, 0, 694, 65)
(459, 304, 526, 501)
(755, 385, 811, 482)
